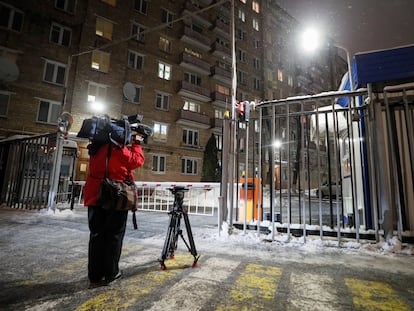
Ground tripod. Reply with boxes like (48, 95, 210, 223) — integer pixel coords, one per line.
(159, 186, 200, 270)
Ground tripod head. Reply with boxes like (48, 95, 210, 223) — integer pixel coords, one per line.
(168, 186, 189, 211)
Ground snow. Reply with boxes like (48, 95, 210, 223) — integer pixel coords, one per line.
(42, 207, 414, 259)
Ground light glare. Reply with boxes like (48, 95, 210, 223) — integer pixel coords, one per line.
(301, 28, 321, 53)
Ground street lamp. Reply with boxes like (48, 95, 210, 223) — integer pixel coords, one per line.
(300, 27, 354, 92)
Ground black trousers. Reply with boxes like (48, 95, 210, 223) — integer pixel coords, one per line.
(88, 206, 128, 282)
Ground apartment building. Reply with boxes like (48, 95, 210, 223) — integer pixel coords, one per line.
(0, 0, 345, 184)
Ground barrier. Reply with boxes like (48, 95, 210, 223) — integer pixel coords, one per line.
(73, 181, 220, 216)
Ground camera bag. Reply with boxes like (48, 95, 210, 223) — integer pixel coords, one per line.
(97, 145, 138, 229)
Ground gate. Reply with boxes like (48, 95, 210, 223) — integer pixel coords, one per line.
(254, 86, 414, 243)
(0, 133, 77, 209)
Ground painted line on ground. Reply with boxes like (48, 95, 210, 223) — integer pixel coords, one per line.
(74, 253, 194, 311)
(215, 263, 282, 311)
(345, 278, 410, 311)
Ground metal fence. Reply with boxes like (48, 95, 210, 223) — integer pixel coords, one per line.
(253, 86, 414, 244)
(0, 133, 78, 210)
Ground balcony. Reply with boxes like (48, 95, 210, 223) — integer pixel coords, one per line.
(211, 66, 231, 84)
(182, 2, 212, 28)
(176, 109, 211, 129)
(213, 19, 230, 38)
(181, 26, 212, 52)
(211, 91, 230, 109)
(179, 52, 211, 76)
(178, 81, 212, 102)
(210, 117, 223, 130)
(211, 42, 231, 60)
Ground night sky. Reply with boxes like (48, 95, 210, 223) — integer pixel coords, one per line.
(276, 0, 414, 56)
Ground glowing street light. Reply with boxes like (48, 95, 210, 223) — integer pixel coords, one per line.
(273, 140, 282, 149)
(90, 100, 105, 113)
(300, 27, 322, 53)
(300, 27, 354, 92)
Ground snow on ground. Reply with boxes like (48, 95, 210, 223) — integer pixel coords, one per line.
(7, 204, 410, 276)
(43, 207, 414, 257)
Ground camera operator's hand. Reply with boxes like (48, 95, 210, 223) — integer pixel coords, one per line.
(133, 134, 144, 144)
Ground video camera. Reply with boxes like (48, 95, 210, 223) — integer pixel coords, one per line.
(77, 114, 153, 145)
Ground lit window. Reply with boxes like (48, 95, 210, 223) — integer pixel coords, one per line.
(152, 155, 166, 173)
(159, 36, 171, 53)
(215, 109, 223, 119)
(252, 18, 259, 31)
(54, 0, 75, 14)
(96, 17, 113, 40)
(288, 75, 293, 86)
(238, 9, 245, 22)
(128, 51, 144, 70)
(50, 23, 71, 47)
(214, 133, 223, 151)
(0, 2, 24, 31)
(153, 122, 168, 141)
(158, 62, 171, 80)
(43, 60, 66, 85)
(87, 82, 107, 103)
(181, 157, 198, 175)
(156, 92, 169, 110)
(134, 0, 147, 14)
(183, 100, 200, 113)
(37, 99, 60, 124)
(278, 69, 283, 82)
(252, 1, 260, 13)
(91, 51, 110, 72)
(216, 84, 230, 96)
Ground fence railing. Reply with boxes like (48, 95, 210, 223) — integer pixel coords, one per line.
(74, 181, 220, 216)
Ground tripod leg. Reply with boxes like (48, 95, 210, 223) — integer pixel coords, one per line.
(182, 211, 200, 267)
(169, 213, 181, 258)
(159, 212, 177, 270)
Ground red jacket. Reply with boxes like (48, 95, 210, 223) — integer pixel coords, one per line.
(83, 142, 145, 206)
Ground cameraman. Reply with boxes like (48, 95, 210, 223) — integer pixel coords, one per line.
(83, 133, 145, 288)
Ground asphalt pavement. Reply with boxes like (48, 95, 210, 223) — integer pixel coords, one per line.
(1, 205, 413, 311)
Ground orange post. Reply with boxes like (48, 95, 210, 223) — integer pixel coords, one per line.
(239, 177, 262, 220)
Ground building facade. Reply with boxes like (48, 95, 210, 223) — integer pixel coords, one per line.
(0, 0, 345, 184)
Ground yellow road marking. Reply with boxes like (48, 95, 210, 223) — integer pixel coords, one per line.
(15, 244, 144, 287)
(216, 263, 282, 311)
(75, 254, 195, 311)
(345, 278, 410, 311)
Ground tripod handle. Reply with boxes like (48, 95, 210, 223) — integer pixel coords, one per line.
(168, 186, 189, 194)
